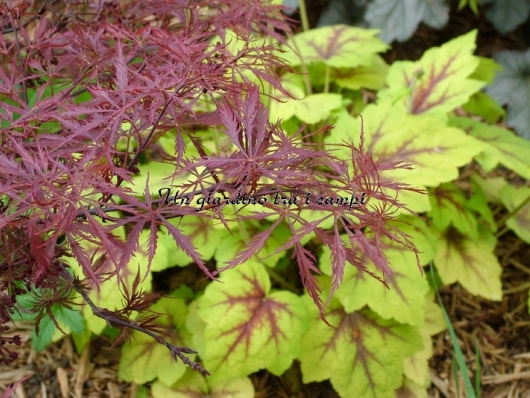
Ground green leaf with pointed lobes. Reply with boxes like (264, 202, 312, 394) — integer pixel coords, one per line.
(319, 216, 432, 326)
(196, 261, 308, 381)
(499, 184, 530, 244)
(403, 292, 446, 388)
(299, 293, 423, 398)
(450, 117, 530, 180)
(428, 183, 479, 241)
(284, 25, 388, 69)
(379, 30, 485, 115)
(326, 103, 485, 213)
(433, 226, 502, 301)
(152, 369, 254, 398)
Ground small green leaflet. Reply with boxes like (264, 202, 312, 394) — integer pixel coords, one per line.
(499, 184, 530, 244)
(151, 369, 254, 398)
(433, 226, 502, 301)
(196, 260, 308, 381)
(299, 295, 422, 398)
(12, 298, 86, 352)
(378, 30, 485, 115)
(119, 297, 193, 386)
(284, 25, 388, 69)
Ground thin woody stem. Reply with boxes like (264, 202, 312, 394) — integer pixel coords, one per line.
(58, 263, 210, 376)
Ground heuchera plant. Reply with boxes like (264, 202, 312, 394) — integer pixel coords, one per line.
(0, 0, 419, 381)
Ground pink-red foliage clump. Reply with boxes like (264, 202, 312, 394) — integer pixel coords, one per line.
(0, 0, 418, 373)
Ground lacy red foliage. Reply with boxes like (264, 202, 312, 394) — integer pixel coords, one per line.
(0, 0, 417, 374)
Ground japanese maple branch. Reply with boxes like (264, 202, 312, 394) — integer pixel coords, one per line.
(100, 98, 172, 205)
(58, 262, 210, 376)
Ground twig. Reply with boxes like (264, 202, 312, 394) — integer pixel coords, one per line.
(58, 263, 210, 376)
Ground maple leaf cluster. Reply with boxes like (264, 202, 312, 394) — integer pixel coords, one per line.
(0, 0, 417, 372)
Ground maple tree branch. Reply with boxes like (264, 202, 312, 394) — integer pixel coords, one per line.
(58, 262, 210, 376)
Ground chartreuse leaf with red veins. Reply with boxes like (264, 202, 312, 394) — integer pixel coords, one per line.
(284, 25, 388, 69)
(119, 296, 193, 386)
(433, 225, 502, 301)
(428, 183, 479, 241)
(319, 216, 433, 326)
(403, 292, 446, 388)
(327, 102, 485, 212)
(299, 292, 423, 398)
(378, 30, 484, 116)
(196, 260, 308, 381)
(449, 117, 530, 180)
(499, 184, 530, 244)
(151, 369, 254, 398)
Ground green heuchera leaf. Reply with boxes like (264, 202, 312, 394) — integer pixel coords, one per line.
(378, 30, 485, 115)
(463, 57, 505, 122)
(450, 117, 530, 179)
(293, 93, 343, 124)
(429, 183, 479, 241)
(214, 223, 291, 268)
(119, 297, 192, 386)
(470, 173, 508, 204)
(365, 0, 449, 43)
(469, 56, 503, 84)
(269, 78, 343, 124)
(284, 25, 388, 68)
(319, 216, 432, 326)
(151, 369, 254, 398)
(165, 218, 222, 267)
(333, 55, 389, 90)
(486, 48, 530, 139)
(396, 379, 429, 398)
(485, 0, 530, 34)
(403, 293, 446, 388)
(499, 184, 530, 244)
(196, 260, 308, 381)
(299, 295, 423, 398)
(433, 226, 502, 301)
(466, 179, 497, 233)
(462, 92, 505, 124)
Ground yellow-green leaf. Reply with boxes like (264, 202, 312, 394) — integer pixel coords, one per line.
(433, 226, 502, 301)
(379, 30, 485, 115)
